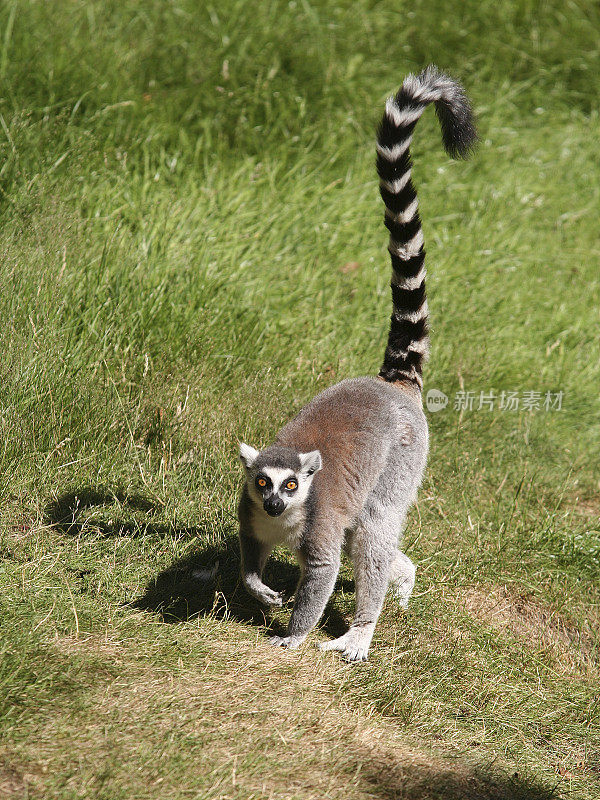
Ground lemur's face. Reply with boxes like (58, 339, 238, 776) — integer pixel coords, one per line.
(239, 444, 322, 518)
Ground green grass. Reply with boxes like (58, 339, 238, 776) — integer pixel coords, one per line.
(1, 0, 599, 797)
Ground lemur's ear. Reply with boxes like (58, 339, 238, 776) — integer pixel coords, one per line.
(239, 443, 259, 469)
(299, 450, 322, 476)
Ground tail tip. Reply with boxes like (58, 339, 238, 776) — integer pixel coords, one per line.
(439, 103, 477, 160)
(418, 65, 477, 159)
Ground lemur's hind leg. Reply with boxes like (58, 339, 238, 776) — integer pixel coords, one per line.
(389, 549, 416, 608)
(319, 508, 397, 662)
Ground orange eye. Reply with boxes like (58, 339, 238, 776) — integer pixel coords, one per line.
(257, 478, 267, 488)
(285, 480, 298, 491)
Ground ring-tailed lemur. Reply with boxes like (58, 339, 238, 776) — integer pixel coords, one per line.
(238, 66, 476, 661)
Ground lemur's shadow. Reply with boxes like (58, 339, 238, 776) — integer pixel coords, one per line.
(45, 487, 351, 638)
(46, 487, 160, 537)
(130, 536, 353, 638)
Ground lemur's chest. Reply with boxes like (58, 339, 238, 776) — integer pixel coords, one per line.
(251, 504, 305, 550)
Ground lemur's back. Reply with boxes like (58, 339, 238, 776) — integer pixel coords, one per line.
(276, 377, 427, 525)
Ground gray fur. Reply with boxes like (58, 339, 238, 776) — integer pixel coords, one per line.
(238, 378, 427, 661)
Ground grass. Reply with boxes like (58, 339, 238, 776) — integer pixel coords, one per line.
(1, 0, 599, 797)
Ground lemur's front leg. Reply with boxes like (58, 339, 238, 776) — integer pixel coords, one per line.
(270, 541, 341, 649)
(239, 530, 282, 607)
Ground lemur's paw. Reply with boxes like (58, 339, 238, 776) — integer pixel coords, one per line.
(318, 634, 369, 662)
(341, 645, 368, 662)
(269, 635, 303, 649)
(255, 588, 283, 607)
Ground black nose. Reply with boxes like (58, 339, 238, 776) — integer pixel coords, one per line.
(264, 496, 284, 517)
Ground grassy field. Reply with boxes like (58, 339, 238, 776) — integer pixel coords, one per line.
(1, 0, 599, 797)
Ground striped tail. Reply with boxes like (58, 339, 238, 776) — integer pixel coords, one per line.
(377, 65, 476, 391)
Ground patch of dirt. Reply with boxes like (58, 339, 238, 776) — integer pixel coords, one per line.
(459, 584, 598, 673)
(573, 497, 600, 519)
(339, 260, 360, 273)
(0, 754, 38, 799)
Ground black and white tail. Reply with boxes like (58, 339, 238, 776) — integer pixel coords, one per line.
(377, 66, 476, 391)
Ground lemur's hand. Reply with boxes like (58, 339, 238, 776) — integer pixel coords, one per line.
(254, 585, 283, 607)
(243, 573, 283, 607)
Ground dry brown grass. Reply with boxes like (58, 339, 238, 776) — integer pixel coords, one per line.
(2, 629, 556, 800)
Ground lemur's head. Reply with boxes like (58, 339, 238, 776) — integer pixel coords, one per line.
(239, 444, 322, 517)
